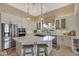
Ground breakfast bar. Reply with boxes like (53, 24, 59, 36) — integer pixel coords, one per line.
(14, 35, 55, 56)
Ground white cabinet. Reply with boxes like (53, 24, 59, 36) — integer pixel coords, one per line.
(57, 35, 72, 47)
(57, 35, 62, 45)
(62, 36, 72, 47)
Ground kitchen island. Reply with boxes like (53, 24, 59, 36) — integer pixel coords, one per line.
(14, 34, 56, 56)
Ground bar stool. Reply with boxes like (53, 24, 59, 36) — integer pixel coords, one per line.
(23, 45, 34, 56)
(37, 44, 48, 56)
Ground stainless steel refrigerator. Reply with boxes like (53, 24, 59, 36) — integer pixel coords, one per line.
(1, 23, 18, 50)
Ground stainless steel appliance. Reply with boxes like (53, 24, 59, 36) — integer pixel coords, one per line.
(1, 23, 11, 49)
(1, 23, 18, 50)
(17, 28, 26, 37)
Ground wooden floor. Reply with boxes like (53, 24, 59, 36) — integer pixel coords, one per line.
(0, 46, 78, 56)
(50, 46, 77, 56)
(0, 48, 16, 56)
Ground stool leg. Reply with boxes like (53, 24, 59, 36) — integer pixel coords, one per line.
(31, 48, 34, 56)
(37, 47, 39, 56)
(45, 48, 48, 56)
(23, 48, 25, 56)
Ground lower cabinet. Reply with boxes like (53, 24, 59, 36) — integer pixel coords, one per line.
(57, 35, 72, 47)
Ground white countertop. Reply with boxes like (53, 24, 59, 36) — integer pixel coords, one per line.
(14, 34, 55, 45)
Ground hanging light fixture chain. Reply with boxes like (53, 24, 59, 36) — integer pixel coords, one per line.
(27, 3, 29, 15)
(41, 3, 43, 17)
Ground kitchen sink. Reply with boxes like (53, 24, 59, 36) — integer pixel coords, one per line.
(34, 34, 46, 37)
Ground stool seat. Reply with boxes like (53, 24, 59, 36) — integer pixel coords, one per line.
(23, 45, 34, 48)
(23, 44, 34, 56)
(37, 44, 48, 47)
(37, 44, 48, 56)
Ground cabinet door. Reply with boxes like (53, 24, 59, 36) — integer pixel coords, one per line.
(57, 36, 63, 45)
(63, 36, 71, 47)
(36, 23, 41, 30)
(56, 20, 60, 29)
(57, 36, 71, 47)
(61, 19, 66, 29)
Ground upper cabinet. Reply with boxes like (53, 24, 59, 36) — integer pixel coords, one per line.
(55, 15, 75, 31)
(55, 18, 66, 30)
(61, 18, 66, 29)
(56, 20, 60, 29)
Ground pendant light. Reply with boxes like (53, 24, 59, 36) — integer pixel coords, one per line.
(26, 3, 30, 20)
(40, 3, 44, 31)
(40, 3, 44, 21)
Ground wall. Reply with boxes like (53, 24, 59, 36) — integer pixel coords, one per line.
(54, 14, 76, 35)
(0, 12, 36, 50)
(1, 12, 36, 33)
(75, 3, 79, 38)
(0, 3, 36, 50)
(38, 4, 75, 35)
(0, 13, 1, 50)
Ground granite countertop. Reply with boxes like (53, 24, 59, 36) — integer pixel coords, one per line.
(14, 34, 55, 45)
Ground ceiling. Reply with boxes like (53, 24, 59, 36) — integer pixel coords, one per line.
(7, 3, 71, 16)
